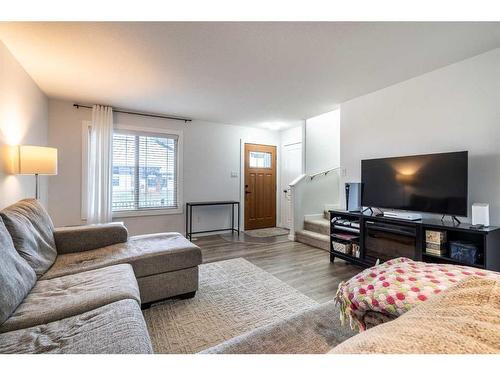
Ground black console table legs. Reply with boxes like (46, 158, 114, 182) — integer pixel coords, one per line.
(185, 201, 241, 240)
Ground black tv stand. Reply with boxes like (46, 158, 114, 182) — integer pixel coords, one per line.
(441, 214, 461, 225)
(328, 209, 500, 272)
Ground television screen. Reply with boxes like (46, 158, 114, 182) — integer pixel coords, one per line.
(361, 151, 468, 216)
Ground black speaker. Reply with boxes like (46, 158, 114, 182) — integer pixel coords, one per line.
(345, 182, 362, 212)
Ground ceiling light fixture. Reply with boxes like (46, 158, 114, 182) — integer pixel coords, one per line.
(262, 122, 286, 131)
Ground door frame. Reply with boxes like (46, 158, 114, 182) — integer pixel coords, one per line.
(239, 140, 280, 231)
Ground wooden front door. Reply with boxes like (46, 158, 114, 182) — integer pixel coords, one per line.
(244, 143, 277, 230)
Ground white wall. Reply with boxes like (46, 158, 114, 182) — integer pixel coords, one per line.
(288, 113, 342, 237)
(292, 109, 342, 217)
(341, 47, 500, 223)
(280, 125, 303, 149)
(0, 41, 49, 209)
(48, 99, 280, 235)
(305, 109, 340, 174)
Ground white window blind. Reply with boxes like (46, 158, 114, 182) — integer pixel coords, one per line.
(112, 130, 178, 212)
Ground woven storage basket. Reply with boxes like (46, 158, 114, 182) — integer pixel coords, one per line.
(332, 241, 352, 254)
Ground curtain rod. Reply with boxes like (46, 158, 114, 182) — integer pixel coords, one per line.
(73, 104, 192, 123)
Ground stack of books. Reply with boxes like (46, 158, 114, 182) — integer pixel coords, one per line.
(425, 230, 447, 256)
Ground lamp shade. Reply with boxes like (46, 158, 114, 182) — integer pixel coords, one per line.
(18, 146, 58, 175)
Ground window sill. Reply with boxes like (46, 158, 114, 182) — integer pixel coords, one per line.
(112, 207, 182, 218)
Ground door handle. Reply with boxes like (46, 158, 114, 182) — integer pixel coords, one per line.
(245, 191, 251, 194)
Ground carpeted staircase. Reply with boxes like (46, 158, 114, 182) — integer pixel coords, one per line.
(295, 211, 330, 251)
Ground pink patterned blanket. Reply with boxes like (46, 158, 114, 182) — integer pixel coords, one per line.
(335, 257, 499, 331)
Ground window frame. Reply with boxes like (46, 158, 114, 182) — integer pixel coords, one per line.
(249, 151, 273, 169)
(111, 125, 183, 218)
(113, 124, 184, 218)
(82, 122, 183, 220)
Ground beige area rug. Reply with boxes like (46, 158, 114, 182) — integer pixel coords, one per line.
(244, 227, 289, 238)
(143, 258, 317, 353)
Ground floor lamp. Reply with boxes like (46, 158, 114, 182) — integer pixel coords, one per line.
(17, 146, 58, 199)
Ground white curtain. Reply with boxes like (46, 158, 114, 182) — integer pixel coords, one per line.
(86, 105, 113, 224)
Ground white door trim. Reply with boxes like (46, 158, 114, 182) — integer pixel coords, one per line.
(239, 140, 280, 231)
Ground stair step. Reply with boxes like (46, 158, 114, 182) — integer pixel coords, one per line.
(295, 229, 330, 252)
(303, 218, 330, 235)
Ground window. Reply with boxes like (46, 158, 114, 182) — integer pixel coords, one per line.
(112, 129, 179, 212)
(249, 151, 272, 168)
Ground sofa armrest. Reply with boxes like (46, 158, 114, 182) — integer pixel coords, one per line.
(53, 223, 128, 254)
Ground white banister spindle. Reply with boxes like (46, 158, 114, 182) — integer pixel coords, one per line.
(288, 174, 306, 240)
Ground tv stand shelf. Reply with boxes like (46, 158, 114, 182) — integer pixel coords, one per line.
(422, 252, 484, 269)
(329, 209, 500, 272)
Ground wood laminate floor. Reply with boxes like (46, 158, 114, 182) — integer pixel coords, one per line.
(192, 232, 362, 303)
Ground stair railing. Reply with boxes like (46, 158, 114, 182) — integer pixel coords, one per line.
(309, 166, 344, 181)
(288, 166, 344, 241)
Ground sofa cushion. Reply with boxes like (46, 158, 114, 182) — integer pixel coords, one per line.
(201, 301, 357, 354)
(0, 218, 37, 325)
(53, 223, 129, 254)
(41, 232, 202, 280)
(0, 199, 57, 278)
(0, 264, 140, 333)
(0, 299, 153, 354)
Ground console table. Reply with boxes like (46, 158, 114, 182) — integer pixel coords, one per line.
(185, 201, 240, 240)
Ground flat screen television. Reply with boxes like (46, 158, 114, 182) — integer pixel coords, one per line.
(361, 151, 468, 216)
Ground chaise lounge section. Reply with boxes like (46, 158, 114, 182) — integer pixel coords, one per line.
(0, 199, 202, 354)
(45, 230, 202, 304)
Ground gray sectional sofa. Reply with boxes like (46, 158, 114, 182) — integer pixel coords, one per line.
(0, 199, 202, 354)
(202, 301, 357, 354)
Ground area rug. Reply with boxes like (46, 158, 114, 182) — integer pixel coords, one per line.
(143, 258, 317, 353)
(245, 227, 289, 238)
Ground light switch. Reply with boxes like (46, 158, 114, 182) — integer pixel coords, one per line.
(231, 171, 239, 178)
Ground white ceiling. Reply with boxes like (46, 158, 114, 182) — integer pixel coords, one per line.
(1, 22, 500, 128)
